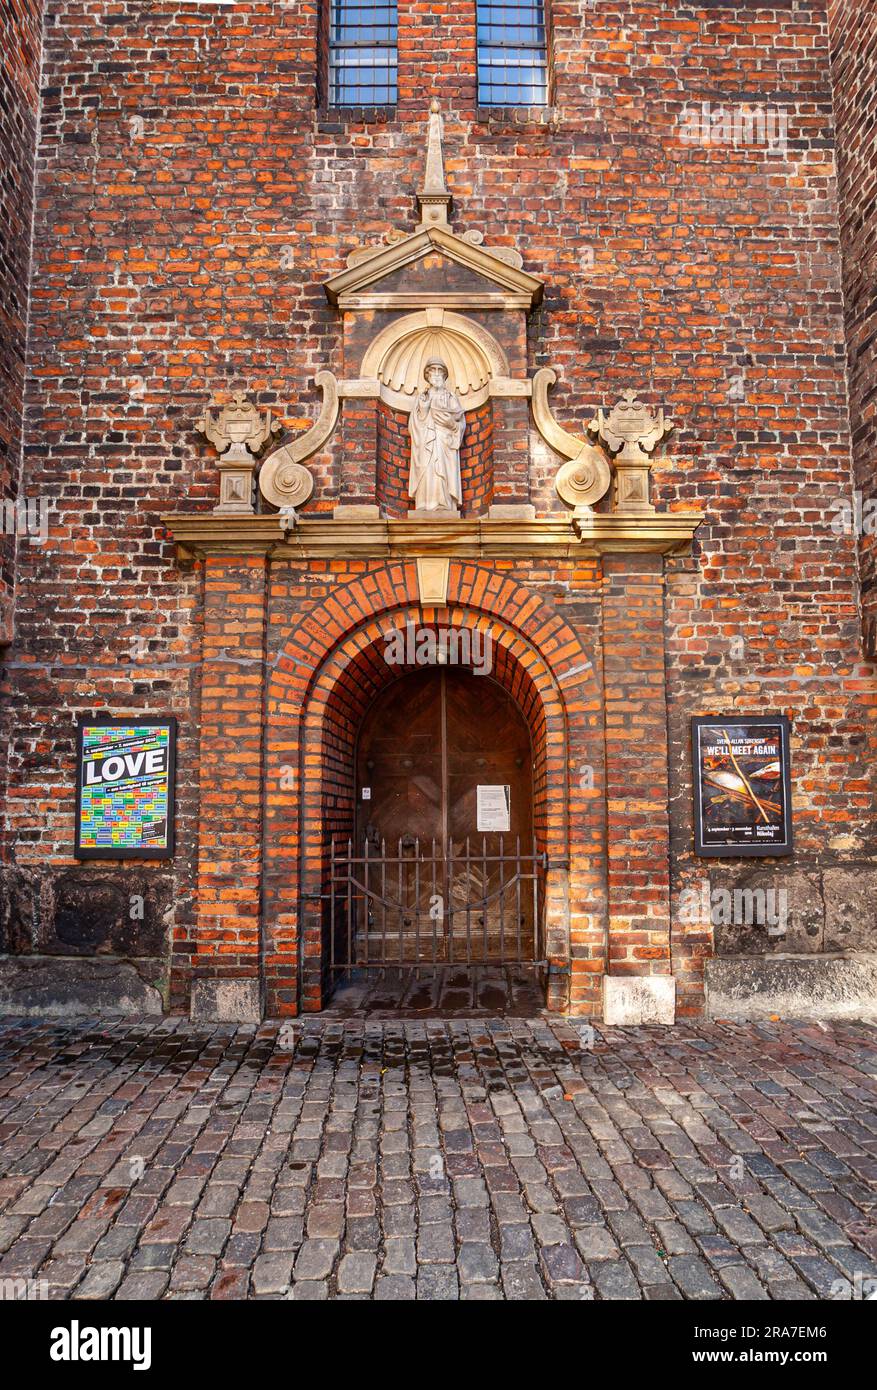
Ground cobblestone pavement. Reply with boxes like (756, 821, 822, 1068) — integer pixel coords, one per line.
(0, 1016, 875, 1301)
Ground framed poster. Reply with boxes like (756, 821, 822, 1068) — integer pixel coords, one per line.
(692, 716, 792, 857)
(75, 718, 176, 859)
(477, 784, 510, 833)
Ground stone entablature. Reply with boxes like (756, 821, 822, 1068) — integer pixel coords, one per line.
(163, 512, 701, 562)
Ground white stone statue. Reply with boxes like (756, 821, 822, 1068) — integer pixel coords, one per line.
(408, 357, 465, 513)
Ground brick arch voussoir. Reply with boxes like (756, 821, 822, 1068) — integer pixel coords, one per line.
(267, 561, 598, 717)
(300, 618, 566, 760)
(289, 603, 592, 882)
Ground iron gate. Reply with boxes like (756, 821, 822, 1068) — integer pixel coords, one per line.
(329, 835, 546, 972)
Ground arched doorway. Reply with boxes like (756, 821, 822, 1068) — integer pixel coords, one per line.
(328, 664, 545, 989)
(265, 582, 599, 1016)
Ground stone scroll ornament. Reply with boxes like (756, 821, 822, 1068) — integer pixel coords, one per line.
(531, 368, 612, 517)
(258, 372, 339, 526)
(589, 390, 674, 514)
(196, 391, 282, 515)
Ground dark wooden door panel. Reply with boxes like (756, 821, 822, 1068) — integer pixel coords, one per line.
(443, 672, 534, 956)
(356, 667, 442, 850)
(351, 666, 536, 963)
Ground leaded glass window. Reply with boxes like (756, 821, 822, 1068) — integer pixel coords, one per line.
(477, 2, 547, 107)
(328, 2, 398, 107)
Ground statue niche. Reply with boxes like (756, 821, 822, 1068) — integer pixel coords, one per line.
(408, 358, 465, 515)
(367, 313, 504, 518)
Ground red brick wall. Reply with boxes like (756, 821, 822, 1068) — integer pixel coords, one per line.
(182, 554, 267, 1012)
(0, 0, 43, 644)
(3, 1, 876, 1012)
(602, 557, 673, 977)
(459, 400, 494, 514)
(828, 0, 877, 658)
(376, 403, 411, 516)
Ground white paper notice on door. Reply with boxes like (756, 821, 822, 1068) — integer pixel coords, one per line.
(476, 784, 510, 833)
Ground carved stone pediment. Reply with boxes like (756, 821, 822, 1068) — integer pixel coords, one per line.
(324, 225, 543, 312)
(175, 102, 704, 549)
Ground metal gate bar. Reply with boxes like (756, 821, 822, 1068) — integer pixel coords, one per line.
(329, 835, 546, 971)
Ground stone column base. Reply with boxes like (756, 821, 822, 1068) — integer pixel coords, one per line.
(190, 978, 262, 1023)
(603, 974, 676, 1025)
(705, 954, 877, 1022)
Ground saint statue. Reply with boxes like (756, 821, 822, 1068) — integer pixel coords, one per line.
(408, 357, 465, 513)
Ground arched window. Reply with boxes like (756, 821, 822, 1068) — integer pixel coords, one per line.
(328, 1, 398, 107)
(477, 2, 548, 107)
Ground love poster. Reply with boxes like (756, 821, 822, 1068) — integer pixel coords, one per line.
(692, 716, 792, 857)
(75, 719, 176, 859)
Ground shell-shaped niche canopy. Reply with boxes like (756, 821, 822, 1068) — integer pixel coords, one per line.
(382, 327, 490, 400)
(362, 310, 509, 413)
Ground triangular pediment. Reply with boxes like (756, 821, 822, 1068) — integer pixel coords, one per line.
(324, 226, 543, 310)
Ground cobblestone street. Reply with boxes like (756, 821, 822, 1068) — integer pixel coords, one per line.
(0, 1016, 875, 1302)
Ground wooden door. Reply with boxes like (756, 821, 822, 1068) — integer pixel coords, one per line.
(444, 672, 533, 960)
(353, 667, 536, 963)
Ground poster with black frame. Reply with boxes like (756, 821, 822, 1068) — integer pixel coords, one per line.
(75, 717, 176, 859)
(692, 715, 792, 857)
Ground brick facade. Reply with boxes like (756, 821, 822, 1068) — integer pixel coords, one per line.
(0, 0, 43, 643)
(0, 1, 875, 1021)
(829, 0, 877, 658)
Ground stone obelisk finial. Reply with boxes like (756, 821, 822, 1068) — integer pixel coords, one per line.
(417, 99, 452, 229)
